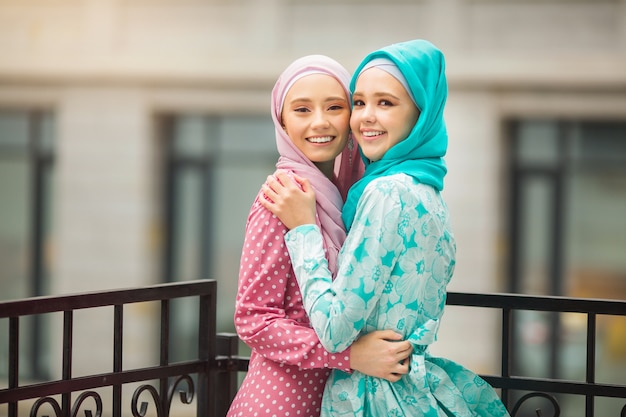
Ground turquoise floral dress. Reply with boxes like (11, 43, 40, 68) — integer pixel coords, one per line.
(284, 174, 510, 417)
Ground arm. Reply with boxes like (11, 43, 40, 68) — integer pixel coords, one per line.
(236, 196, 410, 379)
(283, 182, 404, 353)
(235, 197, 350, 371)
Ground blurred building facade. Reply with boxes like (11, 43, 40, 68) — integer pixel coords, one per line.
(1, 0, 625, 414)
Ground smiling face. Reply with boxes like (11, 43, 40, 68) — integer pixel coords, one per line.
(281, 73, 351, 176)
(350, 67, 420, 162)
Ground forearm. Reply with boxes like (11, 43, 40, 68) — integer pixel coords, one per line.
(284, 225, 363, 353)
(236, 202, 351, 371)
(234, 304, 351, 371)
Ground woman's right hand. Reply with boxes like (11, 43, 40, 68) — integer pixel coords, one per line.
(259, 170, 317, 230)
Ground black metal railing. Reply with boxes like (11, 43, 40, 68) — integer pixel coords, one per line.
(0, 280, 236, 417)
(217, 292, 626, 417)
(446, 292, 626, 417)
(2, 283, 626, 417)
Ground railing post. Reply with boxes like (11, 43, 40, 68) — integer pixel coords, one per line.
(216, 333, 240, 417)
(113, 305, 123, 417)
(501, 307, 511, 409)
(159, 300, 170, 417)
(197, 289, 216, 417)
(62, 311, 73, 416)
(8, 317, 18, 417)
(586, 313, 597, 417)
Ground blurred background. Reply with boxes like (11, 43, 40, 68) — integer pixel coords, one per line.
(0, 0, 625, 415)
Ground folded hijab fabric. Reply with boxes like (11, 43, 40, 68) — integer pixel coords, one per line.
(271, 54, 363, 275)
(342, 39, 449, 230)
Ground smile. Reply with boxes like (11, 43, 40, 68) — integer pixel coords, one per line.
(362, 131, 385, 137)
(307, 136, 334, 143)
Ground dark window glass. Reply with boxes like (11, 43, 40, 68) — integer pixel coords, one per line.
(161, 114, 276, 361)
(507, 119, 626, 416)
(0, 110, 55, 380)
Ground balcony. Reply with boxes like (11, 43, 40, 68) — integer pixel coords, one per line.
(1, 281, 625, 416)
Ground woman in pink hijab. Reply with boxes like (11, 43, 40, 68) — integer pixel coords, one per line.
(227, 55, 412, 417)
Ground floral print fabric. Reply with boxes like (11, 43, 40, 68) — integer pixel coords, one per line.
(285, 174, 510, 417)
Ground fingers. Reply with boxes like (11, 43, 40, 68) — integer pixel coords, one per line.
(386, 373, 402, 383)
(396, 357, 410, 374)
(262, 173, 290, 202)
(274, 170, 291, 183)
(274, 171, 298, 190)
(291, 173, 312, 192)
(264, 174, 282, 193)
(375, 330, 403, 341)
(378, 333, 412, 357)
(385, 358, 410, 382)
(261, 182, 277, 202)
(382, 366, 407, 382)
(395, 341, 413, 357)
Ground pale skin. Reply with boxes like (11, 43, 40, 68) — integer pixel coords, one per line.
(261, 68, 421, 381)
(262, 67, 421, 229)
(268, 72, 411, 382)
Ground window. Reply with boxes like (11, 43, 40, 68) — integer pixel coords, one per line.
(0, 109, 55, 379)
(159, 114, 276, 361)
(506, 119, 626, 416)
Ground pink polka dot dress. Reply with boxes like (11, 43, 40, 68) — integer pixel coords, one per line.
(226, 196, 351, 417)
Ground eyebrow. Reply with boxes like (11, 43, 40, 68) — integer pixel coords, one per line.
(287, 96, 348, 104)
(352, 91, 401, 101)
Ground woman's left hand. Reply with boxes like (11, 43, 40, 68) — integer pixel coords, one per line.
(259, 170, 317, 230)
(349, 330, 412, 382)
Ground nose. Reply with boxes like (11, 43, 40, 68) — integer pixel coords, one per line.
(360, 104, 376, 123)
(311, 112, 330, 129)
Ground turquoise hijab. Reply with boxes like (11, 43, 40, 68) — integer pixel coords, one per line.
(342, 39, 449, 230)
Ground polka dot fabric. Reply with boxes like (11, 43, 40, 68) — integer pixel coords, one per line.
(226, 194, 351, 417)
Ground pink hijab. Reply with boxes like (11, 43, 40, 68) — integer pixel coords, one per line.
(271, 55, 363, 276)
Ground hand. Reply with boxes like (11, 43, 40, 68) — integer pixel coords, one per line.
(259, 170, 317, 230)
(349, 330, 412, 382)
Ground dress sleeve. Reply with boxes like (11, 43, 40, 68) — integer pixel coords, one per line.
(284, 180, 404, 353)
(234, 196, 351, 371)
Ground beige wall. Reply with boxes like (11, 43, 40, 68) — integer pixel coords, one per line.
(1, 0, 626, 377)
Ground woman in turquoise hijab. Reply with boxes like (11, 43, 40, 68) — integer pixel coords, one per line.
(261, 39, 510, 417)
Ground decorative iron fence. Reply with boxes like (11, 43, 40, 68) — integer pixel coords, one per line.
(217, 292, 626, 417)
(1, 281, 625, 416)
(445, 292, 626, 417)
(0, 280, 235, 417)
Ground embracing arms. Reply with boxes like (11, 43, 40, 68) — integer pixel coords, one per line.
(237, 193, 410, 381)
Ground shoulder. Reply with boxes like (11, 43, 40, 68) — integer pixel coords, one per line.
(363, 173, 435, 201)
(360, 174, 448, 218)
(246, 193, 288, 235)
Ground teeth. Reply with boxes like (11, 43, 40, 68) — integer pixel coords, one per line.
(362, 131, 384, 137)
(308, 136, 333, 143)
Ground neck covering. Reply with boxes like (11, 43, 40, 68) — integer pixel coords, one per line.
(272, 54, 363, 275)
(342, 39, 448, 230)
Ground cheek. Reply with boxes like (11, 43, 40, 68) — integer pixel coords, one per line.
(397, 111, 419, 141)
(340, 116, 351, 135)
(349, 114, 360, 132)
(401, 124, 414, 140)
(332, 114, 350, 135)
